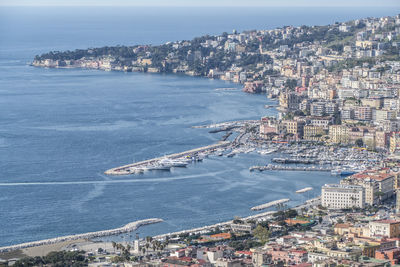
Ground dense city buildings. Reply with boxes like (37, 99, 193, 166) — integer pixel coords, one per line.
(7, 12, 400, 267)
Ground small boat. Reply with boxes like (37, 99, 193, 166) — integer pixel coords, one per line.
(331, 168, 356, 177)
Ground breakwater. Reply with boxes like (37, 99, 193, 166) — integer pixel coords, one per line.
(251, 198, 290, 211)
(0, 218, 163, 253)
(105, 141, 230, 175)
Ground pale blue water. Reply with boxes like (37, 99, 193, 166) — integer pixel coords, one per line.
(0, 6, 398, 246)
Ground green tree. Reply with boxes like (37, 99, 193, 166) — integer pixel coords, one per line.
(374, 191, 385, 204)
(252, 224, 270, 244)
(112, 241, 116, 253)
(355, 139, 364, 147)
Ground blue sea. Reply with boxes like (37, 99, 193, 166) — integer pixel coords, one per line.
(0, 6, 398, 246)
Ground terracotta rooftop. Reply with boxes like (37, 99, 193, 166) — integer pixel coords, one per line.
(352, 170, 394, 181)
(335, 223, 352, 228)
(372, 219, 400, 224)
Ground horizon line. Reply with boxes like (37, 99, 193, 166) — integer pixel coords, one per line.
(1, 4, 399, 7)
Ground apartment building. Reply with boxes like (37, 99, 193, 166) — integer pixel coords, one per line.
(321, 184, 365, 210)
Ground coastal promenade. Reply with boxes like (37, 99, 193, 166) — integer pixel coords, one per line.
(105, 141, 230, 175)
(152, 196, 321, 241)
(0, 218, 163, 253)
(151, 211, 276, 241)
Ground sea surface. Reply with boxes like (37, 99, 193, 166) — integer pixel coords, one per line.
(0, 6, 398, 246)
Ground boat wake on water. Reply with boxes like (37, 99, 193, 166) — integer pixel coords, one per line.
(0, 171, 227, 187)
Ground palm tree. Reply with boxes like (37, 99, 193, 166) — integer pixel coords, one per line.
(112, 241, 116, 254)
(350, 196, 357, 209)
(301, 207, 307, 216)
(374, 191, 385, 205)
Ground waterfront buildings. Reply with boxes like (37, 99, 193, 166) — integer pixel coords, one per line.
(321, 184, 365, 209)
(342, 169, 395, 205)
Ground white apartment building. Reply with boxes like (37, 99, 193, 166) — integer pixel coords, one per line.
(321, 184, 365, 209)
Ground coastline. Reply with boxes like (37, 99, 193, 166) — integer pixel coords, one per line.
(30, 61, 258, 93)
(0, 196, 321, 254)
(152, 196, 320, 241)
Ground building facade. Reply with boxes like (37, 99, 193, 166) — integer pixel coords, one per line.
(321, 184, 365, 209)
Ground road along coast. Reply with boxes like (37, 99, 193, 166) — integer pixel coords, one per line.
(152, 196, 321, 241)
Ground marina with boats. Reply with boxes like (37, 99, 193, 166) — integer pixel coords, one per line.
(106, 119, 386, 177)
(104, 141, 230, 175)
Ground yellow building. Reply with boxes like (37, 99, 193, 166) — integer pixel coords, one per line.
(375, 131, 389, 150)
(334, 223, 352, 235)
(285, 120, 305, 138)
(329, 125, 349, 144)
(359, 244, 380, 258)
(303, 125, 326, 141)
(361, 98, 382, 109)
(355, 40, 374, 49)
(390, 132, 400, 154)
(136, 58, 152, 66)
(334, 223, 370, 239)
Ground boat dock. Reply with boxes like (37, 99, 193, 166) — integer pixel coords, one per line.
(249, 164, 332, 172)
(105, 141, 230, 175)
(272, 158, 317, 164)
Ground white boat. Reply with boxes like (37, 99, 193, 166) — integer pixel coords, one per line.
(160, 159, 188, 167)
(259, 149, 277, 155)
(147, 164, 171, 171)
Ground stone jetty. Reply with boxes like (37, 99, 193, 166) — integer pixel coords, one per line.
(251, 198, 290, 211)
(0, 218, 163, 253)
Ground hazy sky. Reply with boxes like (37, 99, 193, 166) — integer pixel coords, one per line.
(1, 0, 399, 7)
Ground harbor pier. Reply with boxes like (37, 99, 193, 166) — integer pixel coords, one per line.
(105, 141, 230, 175)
